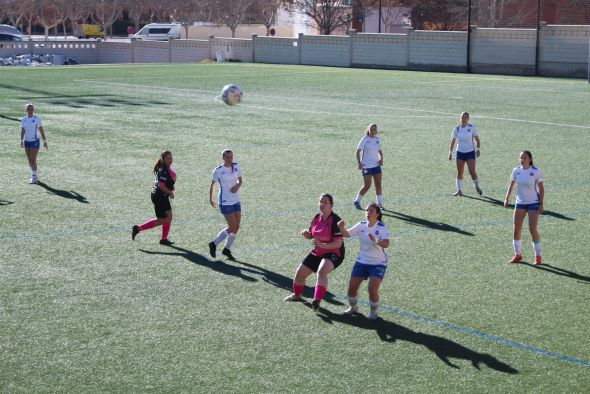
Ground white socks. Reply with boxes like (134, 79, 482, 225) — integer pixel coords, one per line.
(456, 179, 463, 191)
(376, 195, 383, 205)
(214, 229, 228, 246)
(532, 240, 542, 257)
(473, 178, 480, 188)
(225, 233, 236, 249)
(348, 296, 358, 310)
(354, 193, 363, 203)
(513, 240, 522, 255)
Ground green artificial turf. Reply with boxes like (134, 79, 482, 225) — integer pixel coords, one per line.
(1, 63, 589, 392)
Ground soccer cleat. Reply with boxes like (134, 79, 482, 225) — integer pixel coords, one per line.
(208, 241, 216, 258)
(475, 186, 483, 195)
(353, 201, 362, 210)
(311, 299, 320, 312)
(534, 255, 542, 265)
(508, 254, 522, 264)
(131, 225, 140, 240)
(29, 177, 38, 184)
(452, 190, 462, 196)
(343, 306, 358, 316)
(283, 293, 303, 302)
(159, 239, 174, 246)
(222, 247, 235, 261)
(377, 204, 385, 210)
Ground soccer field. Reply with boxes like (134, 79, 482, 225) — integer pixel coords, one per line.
(1, 63, 589, 392)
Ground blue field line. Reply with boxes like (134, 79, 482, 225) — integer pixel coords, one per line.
(346, 297, 590, 368)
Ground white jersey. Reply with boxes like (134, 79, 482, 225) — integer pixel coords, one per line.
(451, 123, 478, 153)
(357, 135, 382, 169)
(212, 163, 243, 206)
(511, 166, 543, 204)
(21, 115, 42, 142)
(347, 220, 389, 266)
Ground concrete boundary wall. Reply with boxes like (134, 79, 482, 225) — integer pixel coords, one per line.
(1, 24, 587, 78)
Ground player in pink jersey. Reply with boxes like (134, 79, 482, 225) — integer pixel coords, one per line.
(132, 151, 176, 245)
(284, 194, 345, 312)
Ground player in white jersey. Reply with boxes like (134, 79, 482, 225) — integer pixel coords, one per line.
(20, 103, 48, 184)
(448, 112, 482, 196)
(338, 203, 390, 320)
(504, 150, 544, 265)
(353, 123, 385, 209)
(208, 149, 243, 261)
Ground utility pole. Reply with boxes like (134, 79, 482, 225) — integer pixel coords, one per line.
(466, 0, 472, 73)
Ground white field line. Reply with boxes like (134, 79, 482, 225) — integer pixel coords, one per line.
(76, 79, 590, 129)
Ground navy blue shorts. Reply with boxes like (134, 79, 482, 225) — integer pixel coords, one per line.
(456, 150, 476, 161)
(220, 202, 241, 215)
(351, 261, 387, 280)
(515, 203, 539, 211)
(302, 252, 344, 272)
(361, 166, 382, 176)
(24, 139, 40, 149)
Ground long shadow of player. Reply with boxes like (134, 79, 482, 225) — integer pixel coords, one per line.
(462, 195, 575, 221)
(235, 260, 344, 306)
(139, 245, 258, 282)
(0, 199, 14, 206)
(0, 114, 20, 122)
(36, 181, 89, 204)
(520, 262, 590, 284)
(381, 209, 474, 236)
(312, 307, 518, 373)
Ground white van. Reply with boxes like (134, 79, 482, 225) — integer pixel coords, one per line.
(133, 23, 181, 41)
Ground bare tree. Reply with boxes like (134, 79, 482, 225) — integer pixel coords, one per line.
(409, 0, 467, 31)
(211, 0, 256, 38)
(94, 0, 124, 39)
(256, 0, 291, 36)
(289, 0, 358, 35)
(18, 0, 37, 37)
(377, 0, 411, 33)
(475, 0, 536, 28)
(125, 0, 148, 31)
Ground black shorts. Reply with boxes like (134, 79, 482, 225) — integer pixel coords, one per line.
(302, 252, 344, 272)
(151, 193, 171, 218)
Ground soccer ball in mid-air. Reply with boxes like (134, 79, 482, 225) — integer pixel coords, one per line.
(221, 84, 243, 105)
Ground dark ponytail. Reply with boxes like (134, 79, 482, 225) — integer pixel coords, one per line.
(320, 193, 334, 206)
(367, 203, 383, 221)
(153, 150, 171, 174)
(522, 150, 534, 167)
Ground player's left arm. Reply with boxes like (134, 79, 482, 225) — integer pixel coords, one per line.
(230, 176, 242, 193)
(378, 149, 384, 166)
(474, 135, 480, 158)
(38, 126, 48, 149)
(537, 181, 544, 214)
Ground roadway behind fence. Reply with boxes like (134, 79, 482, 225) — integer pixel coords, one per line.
(1, 23, 588, 78)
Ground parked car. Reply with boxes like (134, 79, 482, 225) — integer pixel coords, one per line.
(133, 23, 181, 41)
(0, 24, 25, 41)
(73, 23, 105, 39)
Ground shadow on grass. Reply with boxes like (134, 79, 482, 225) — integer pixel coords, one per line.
(381, 209, 474, 236)
(139, 245, 259, 282)
(36, 181, 89, 203)
(0, 83, 170, 109)
(0, 114, 20, 122)
(462, 195, 575, 221)
(313, 307, 518, 373)
(235, 260, 344, 306)
(520, 262, 590, 283)
(0, 199, 14, 206)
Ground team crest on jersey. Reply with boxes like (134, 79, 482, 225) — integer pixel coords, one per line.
(530, 172, 534, 176)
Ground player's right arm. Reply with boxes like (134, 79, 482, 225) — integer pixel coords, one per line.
(209, 181, 217, 207)
(20, 127, 25, 148)
(504, 180, 516, 208)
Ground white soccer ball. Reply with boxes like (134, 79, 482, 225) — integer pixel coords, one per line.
(221, 84, 243, 105)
